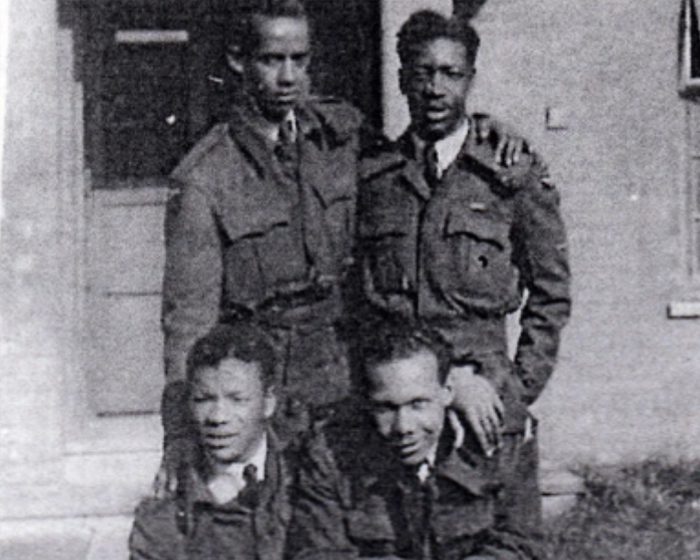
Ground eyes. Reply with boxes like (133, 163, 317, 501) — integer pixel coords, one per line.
(409, 66, 468, 85)
(371, 398, 431, 414)
(191, 393, 251, 405)
(255, 53, 310, 69)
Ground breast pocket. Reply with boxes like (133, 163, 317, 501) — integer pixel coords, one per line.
(217, 209, 293, 304)
(443, 210, 514, 301)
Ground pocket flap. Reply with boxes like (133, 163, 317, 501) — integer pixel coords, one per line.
(359, 208, 411, 238)
(445, 211, 509, 247)
(217, 207, 289, 242)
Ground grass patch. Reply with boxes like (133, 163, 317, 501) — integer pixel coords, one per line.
(544, 461, 700, 560)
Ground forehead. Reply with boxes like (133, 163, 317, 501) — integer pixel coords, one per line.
(251, 15, 310, 52)
(409, 37, 469, 68)
(191, 358, 264, 392)
(367, 350, 441, 400)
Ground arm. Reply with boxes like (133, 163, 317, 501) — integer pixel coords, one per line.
(162, 179, 223, 385)
(156, 179, 223, 494)
(512, 165, 571, 405)
(286, 433, 357, 560)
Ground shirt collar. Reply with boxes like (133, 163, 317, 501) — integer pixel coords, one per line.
(411, 118, 471, 177)
(221, 433, 268, 482)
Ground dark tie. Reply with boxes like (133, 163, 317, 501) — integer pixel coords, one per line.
(424, 142, 440, 192)
(275, 119, 298, 180)
(243, 463, 258, 487)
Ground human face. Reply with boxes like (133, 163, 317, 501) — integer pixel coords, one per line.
(366, 349, 453, 466)
(232, 16, 311, 123)
(190, 358, 276, 467)
(400, 38, 474, 141)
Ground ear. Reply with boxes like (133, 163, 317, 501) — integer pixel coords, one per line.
(263, 389, 277, 420)
(226, 45, 245, 75)
(439, 380, 455, 408)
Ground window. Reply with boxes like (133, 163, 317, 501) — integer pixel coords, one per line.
(680, 0, 700, 97)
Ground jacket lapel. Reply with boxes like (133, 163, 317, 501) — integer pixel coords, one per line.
(395, 131, 432, 201)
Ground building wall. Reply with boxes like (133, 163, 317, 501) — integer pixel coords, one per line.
(1, 0, 699, 527)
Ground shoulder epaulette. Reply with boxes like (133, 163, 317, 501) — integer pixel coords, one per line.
(308, 96, 364, 142)
(360, 147, 406, 182)
(170, 124, 229, 179)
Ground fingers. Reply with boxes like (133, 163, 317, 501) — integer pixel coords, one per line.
(467, 402, 503, 457)
(494, 136, 507, 167)
(468, 410, 492, 456)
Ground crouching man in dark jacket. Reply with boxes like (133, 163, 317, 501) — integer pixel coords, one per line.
(130, 321, 292, 560)
(286, 318, 539, 560)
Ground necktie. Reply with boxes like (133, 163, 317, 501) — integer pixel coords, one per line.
(275, 119, 298, 180)
(207, 463, 259, 505)
(424, 142, 440, 192)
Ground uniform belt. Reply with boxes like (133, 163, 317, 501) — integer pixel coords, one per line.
(221, 282, 340, 330)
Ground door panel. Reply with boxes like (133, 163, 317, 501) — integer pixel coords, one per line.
(87, 188, 167, 414)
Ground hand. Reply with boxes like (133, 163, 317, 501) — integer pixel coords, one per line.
(448, 365, 504, 456)
(473, 115, 531, 167)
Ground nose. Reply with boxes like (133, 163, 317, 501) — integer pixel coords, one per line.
(392, 406, 415, 436)
(423, 72, 445, 97)
(206, 399, 231, 425)
(278, 57, 297, 85)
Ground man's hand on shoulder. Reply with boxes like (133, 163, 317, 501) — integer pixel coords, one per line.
(472, 114, 532, 168)
(448, 365, 504, 457)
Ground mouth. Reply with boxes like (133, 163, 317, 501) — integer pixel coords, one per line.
(392, 440, 422, 459)
(202, 433, 238, 448)
(274, 92, 298, 105)
(424, 106, 450, 122)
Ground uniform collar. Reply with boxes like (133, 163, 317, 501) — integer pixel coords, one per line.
(411, 119, 471, 178)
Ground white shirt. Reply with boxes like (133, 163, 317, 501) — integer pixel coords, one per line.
(207, 434, 268, 504)
(267, 111, 298, 144)
(413, 118, 471, 179)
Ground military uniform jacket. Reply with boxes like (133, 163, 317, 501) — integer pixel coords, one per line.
(358, 126, 571, 421)
(130, 431, 292, 560)
(162, 98, 364, 383)
(286, 402, 538, 560)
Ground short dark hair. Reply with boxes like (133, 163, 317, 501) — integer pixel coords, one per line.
(229, 0, 308, 54)
(397, 10, 480, 68)
(186, 321, 277, 390)
(357, 316, 451, 392)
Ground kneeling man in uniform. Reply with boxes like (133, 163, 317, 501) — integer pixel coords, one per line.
(130, 321, 291, 560)
(287, 318, 539, 560)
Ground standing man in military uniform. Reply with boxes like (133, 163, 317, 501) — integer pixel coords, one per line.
(161, 0, 366, 476)
(358, 11, 571, 541)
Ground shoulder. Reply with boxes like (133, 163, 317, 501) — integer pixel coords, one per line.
(306, 96, 366, 142)
(458, 128, 555, 199)
(301, 398, 372, 472)
(130, 497, 185, 559)
(360, 140, 406, 183)
(170, 123, 238, 184)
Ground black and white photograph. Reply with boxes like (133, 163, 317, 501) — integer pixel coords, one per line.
(1, 0, 699, 558)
